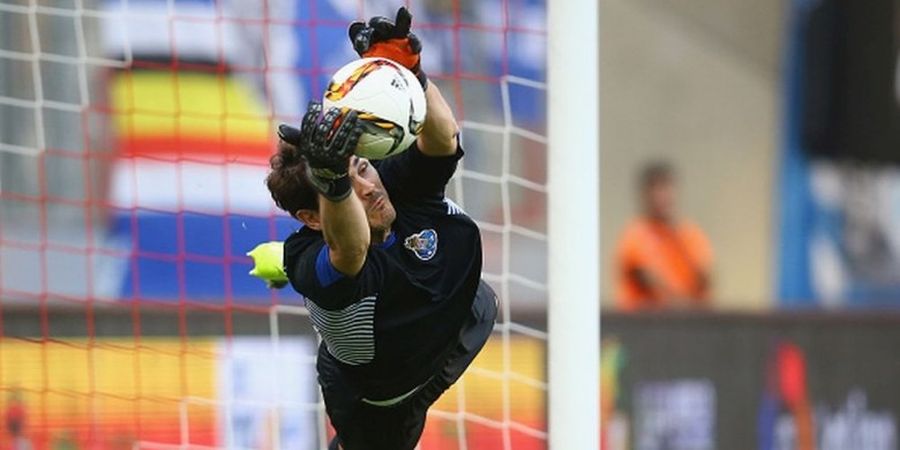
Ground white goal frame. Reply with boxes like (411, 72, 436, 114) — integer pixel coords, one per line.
(547, 0, 601, 449)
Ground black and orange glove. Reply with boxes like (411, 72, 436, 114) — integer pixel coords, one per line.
(348, 7, 428, 89)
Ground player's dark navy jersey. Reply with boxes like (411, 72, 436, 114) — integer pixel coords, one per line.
(284, 142, 483, 400)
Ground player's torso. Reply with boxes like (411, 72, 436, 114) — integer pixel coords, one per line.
(340, 198, 483, 396)
(386, 197, 481, 300)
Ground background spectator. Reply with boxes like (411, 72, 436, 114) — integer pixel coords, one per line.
(615, 162, 713, 311)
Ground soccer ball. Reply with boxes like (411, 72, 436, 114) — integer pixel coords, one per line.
(323, 57, 427, 160)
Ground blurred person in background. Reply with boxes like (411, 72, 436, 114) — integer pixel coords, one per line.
(615, 161, 714, 311)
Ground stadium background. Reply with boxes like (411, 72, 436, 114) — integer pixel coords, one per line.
(1, 0, 900, 449)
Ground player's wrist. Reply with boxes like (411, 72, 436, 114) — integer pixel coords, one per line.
(307, 169, 352, 202)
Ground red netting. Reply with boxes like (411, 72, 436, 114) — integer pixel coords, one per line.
(0, 0, 549, 448)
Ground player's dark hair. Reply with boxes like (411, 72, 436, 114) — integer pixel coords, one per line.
(639, 161, 675, 190)
(266, 141, 319, 217)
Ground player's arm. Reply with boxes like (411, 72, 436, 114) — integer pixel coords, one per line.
(319, 189, 369, 276)
(349, 7, 459, 157)
(349, 8, 464, 202)
(277, 104, 369, 277)
(416, 81, 459, 157)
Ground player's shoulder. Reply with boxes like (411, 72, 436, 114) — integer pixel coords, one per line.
(285, 225, 321, 248)
(396, 194, 459, 213)
(284, 226, 324, 268)
(394, 197, 480, 241)
(283, 226, 371, 307)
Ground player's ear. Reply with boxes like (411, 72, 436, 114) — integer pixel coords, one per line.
(295, 209, 322, 230)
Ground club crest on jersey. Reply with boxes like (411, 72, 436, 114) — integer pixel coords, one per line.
(404, 229, 438, 261)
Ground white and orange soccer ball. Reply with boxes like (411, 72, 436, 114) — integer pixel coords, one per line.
(323, 57, 427, 160)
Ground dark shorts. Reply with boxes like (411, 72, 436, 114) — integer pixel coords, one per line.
(317, 282, 498, 450)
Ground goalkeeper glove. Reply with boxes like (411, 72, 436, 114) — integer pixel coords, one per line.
(348, 6, 428, 89)
(278, 102, 363, 202)
(247, 241, 288, 289)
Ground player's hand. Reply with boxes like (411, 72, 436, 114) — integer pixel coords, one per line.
(348, 7, 427, 88)
(277, 102, 363, 202)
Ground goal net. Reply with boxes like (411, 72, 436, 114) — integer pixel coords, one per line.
(0, 0, 553, 448)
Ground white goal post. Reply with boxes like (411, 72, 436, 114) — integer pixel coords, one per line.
(547, 0, 601, 448)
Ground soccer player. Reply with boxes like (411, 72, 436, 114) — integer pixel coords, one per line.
(264, 8, 497, 450)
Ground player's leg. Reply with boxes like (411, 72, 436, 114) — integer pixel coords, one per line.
(317, 345, 420, 449)
(320, 391, 423, 450)
(316, 346, 370, 449)
(318, 322, 494, 450)
(400, 281, 500, 444)
(318, 284, 497, 449)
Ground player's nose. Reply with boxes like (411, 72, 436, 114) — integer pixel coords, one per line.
(355, 176, 377, 197)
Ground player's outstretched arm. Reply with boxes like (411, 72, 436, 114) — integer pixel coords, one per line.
(319, 189, 369, 276)
(348, 7, 458, 156)
(278, 104, 370, 277)
(417, 81, 459, 157)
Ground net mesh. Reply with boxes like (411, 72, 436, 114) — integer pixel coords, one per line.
(0, 0, 549, 448)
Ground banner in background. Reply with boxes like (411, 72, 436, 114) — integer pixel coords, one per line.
(215, 338, 318, 450)
(0, 336, 544, 450)
(601, 314, 900, 450)
(4, 318, 899, 450)
(0, 336, 317, 450)
(778, 0, 900, 307)
(803, 164, 900, 306)
(96, 0, 547, 304)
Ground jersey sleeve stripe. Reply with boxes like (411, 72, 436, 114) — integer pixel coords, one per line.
(315, 245, 345, 287)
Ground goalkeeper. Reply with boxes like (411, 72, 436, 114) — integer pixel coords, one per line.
(261, 7, 497, 450)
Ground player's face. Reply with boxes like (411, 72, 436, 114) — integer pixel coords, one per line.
(350, 156, 397, 233)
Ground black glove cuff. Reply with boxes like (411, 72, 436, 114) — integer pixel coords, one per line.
(327, 175, 353, 202)
(309, 173, 352, 203)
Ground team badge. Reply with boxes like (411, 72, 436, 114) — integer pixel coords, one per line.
(404, 229, 438, 261)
